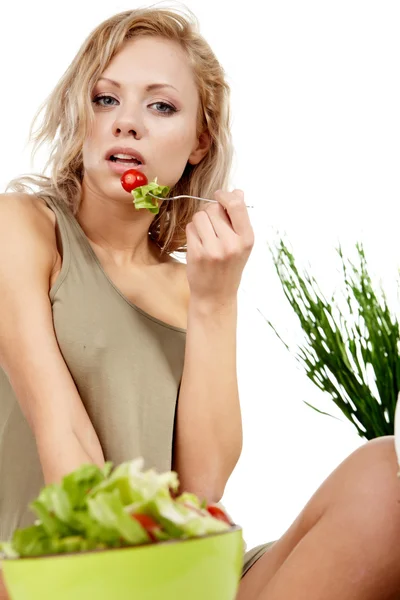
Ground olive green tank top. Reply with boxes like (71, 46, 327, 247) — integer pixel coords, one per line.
(0, 195, 187, 540)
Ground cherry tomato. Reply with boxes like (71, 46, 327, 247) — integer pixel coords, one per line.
(132, 513, 162, 542)
(206, 505, 232, 525)
(120, 169, 148, 193)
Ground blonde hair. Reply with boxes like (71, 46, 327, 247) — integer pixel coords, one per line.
(6, 5, 233, 254)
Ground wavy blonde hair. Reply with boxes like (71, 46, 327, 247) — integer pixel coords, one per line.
(6, 5, 233, 254)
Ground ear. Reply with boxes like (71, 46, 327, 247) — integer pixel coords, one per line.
(188, 130, 211, 165)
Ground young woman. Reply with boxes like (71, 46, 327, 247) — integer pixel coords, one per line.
(0, 8, 399, 600)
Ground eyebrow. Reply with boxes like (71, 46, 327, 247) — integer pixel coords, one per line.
(97, 77, 178, 93)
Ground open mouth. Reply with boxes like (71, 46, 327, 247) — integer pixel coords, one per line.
(109, 154, 143, 167)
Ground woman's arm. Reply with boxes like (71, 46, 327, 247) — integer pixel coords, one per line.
(173, 299, 242, 504)
(172, 190, 254, 503)
(0, 195, 104, 483)
(0, 195, 105, 600)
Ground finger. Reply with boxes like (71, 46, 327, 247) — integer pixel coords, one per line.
(214, 189, 252, 237)
(205, 203, 237, 241)
(186, 221, 202, 251)
(191, 210, 219, 247)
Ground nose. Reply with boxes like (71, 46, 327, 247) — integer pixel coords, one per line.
(112, 110, 144, 139)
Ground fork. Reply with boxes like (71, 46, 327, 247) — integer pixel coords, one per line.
(148, 192, 254, 208)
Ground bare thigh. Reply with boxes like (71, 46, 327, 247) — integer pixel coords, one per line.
(237, 436, 400, 600)
(0, 573, 8, 600)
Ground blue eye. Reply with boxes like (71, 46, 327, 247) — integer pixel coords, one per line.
(92, 95, 118, 107)
(149, 102, 177, 116)
(92, 96, 177, 116)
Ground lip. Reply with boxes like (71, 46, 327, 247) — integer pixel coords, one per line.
(107, 161, 147, 175)
(105, 146, 146, 164)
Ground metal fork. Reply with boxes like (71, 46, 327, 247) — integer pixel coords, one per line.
(148, 192, 254, 208)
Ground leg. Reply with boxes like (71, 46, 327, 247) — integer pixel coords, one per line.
(0, 573, 8, 600)
(237, 436, 400, 600)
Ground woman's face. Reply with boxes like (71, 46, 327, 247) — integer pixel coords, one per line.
(82, 36, 209, 201)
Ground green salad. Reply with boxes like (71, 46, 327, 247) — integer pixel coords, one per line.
(120, 170, 170, 214)
(131, 178, 170, 215)
(0, 458, 231, 559)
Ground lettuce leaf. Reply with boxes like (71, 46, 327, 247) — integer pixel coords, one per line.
(62, 462, 112, 510)
(148, 495, 229, 539)
(9, 526, 106, 558)
(131, 178, 170, 215)
(87, 489, 150, 545)
(89, 457, 179, 506)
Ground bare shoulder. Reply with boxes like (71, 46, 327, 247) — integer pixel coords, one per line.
(0, 191, 56, 226)
(0, 192, 58, 270)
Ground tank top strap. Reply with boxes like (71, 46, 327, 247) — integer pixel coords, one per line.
(40, 194, 101, 300)
(42, 194, 95, 260)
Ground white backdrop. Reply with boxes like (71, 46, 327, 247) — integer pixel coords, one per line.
(1, 1, 399, 550)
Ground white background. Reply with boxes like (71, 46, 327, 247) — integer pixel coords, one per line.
(1, 1, 400, 550)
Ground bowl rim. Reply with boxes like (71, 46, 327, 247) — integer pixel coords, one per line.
(2, 525, 242, 562)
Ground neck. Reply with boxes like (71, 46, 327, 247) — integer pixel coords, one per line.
(77, 184, 161, 266)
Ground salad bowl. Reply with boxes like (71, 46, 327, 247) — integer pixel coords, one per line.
(1, 458, 244, 600)
(2, 526, 243, 600)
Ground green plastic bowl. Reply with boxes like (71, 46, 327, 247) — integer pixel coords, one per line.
(2, 526, 244, 600)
